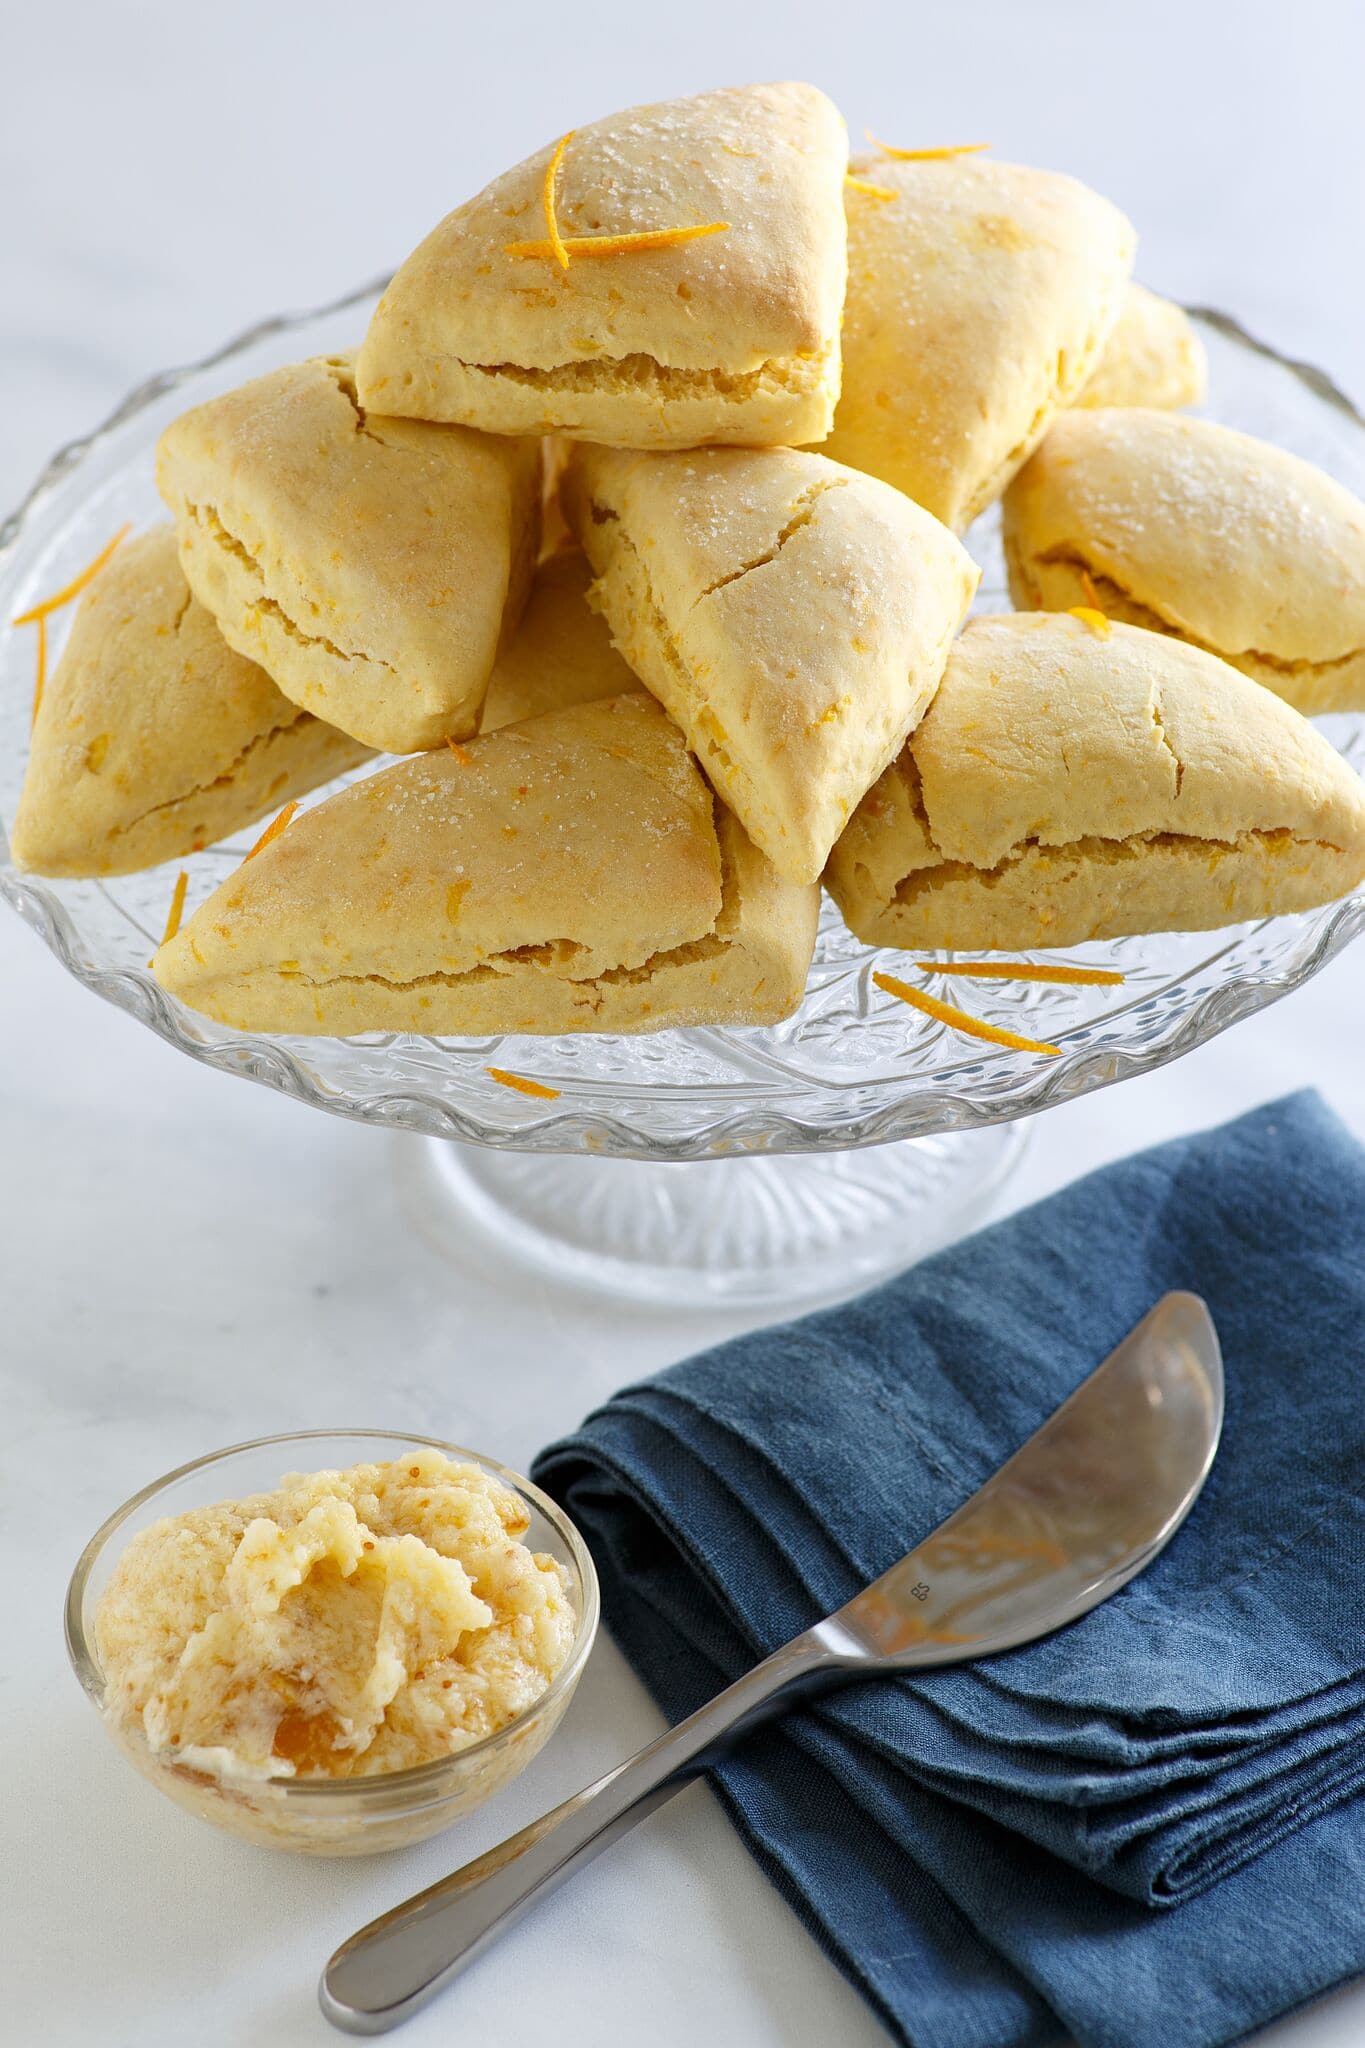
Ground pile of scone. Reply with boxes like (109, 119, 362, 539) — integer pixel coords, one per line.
(13, 81, 1365, 1039)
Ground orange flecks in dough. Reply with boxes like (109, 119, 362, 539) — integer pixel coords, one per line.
(914, 960, 1125, 986)
(486, 1067, 562, 1099)
(1068, 606, 1112, 638)
(158, 870, 190, 949)
(505, 223, 730, 262)
(873, 971, 1062, 1056)
(866, 136, 990, 162)
(243, 800, 299, 862)
(845, 172, 896, 201)
(542, 129, 575, 271)
(13, 523, 133, 625)
(30, 614, 47, 728)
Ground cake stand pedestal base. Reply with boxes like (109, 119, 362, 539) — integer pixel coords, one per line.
(396, 1123, 1031, 1310)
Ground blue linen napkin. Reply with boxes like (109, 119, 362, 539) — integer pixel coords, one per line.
(533, 1093, 1365, 2048)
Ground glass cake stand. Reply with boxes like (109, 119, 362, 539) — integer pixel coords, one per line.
(3, 290, 1362, 1305)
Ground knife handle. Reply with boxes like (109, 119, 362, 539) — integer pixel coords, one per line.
(320, 1633, 833, 2035)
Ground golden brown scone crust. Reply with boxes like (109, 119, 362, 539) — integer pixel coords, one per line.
(356, 83, 847, 450)
(479, 550, 640, 733)
(10, 527, 369, 877)
(821, 156, 1134, 531)
(1076, 284, 1206, 410)
(156, 356, 541, 754)
(153, 695, 819, 1036)
(1003, 409, 1365, 714)
(825, 613, 1365, 949)
(563, 443, 978, 885)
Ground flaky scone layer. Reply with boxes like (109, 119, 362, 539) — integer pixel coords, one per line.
(1003, 409, 1365, 714)
(821, 156, 1134, 531)
(11, 527, 369, 877)
(356, 83, 847, 449)
(153, 695, 818, 1035)
(825, 613, 1365, 950)
(565, 443, 978, 884)
(156, 356, 541, 754)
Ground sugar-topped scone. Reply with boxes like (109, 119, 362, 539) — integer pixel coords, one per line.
(356, 83, 847, 451)
(823, 155, 1134, 530)
(156, 356, 541, 754)
(11, 527, 369, 877)
(153, 695, 819, 1036)
(826, 613, 1365, 949)
(480, 549, 640, 733)
(1003, 409, 1365, 713)
(1076, 284, 1206, 410)
(563, 443, 979, 884)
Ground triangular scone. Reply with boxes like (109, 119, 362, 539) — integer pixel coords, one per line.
(1076, 285, 1206, 410)
(156, 355, 541, 754)
(153, 695, 819, 1036)
(480, 550, 641, 733)
(356, 83, 847, 451)
(822, 157, 1134, 530)
(10, 527, 370, 878)
(1003, 409, 1365, 714)
(563, 444, 979, 884)
(826, 614, 1365, 949)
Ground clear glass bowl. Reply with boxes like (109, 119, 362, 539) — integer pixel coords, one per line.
(64, 1429, 600, 1856)
(2, 293, 1361, 1164)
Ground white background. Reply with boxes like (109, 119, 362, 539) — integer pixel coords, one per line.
(4, 3, 1364, 2043)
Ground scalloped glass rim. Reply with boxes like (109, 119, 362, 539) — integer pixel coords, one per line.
(1, 291, 1361, 1161)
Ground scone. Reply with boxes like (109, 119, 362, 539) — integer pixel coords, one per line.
(822, 155, 1134, 530)
(1003, 409, 1365, 713)
(1076, 284, 1206, 410)
(356, 83, 847, 451)
(156, 355, 541, 753)
(152, 695, 820, 1036)
(826, 613, 1365, 949)
(480, 549, 640, 733)
(10, 527, 369, 877)
(563, 443, 979, 884)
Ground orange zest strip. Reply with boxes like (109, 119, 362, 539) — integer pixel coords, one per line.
(543, 129, 575, 271)
(1068, 606, 1112, 638)
(446, 737, 472, 765)
(243, 799, 299, 861)
(505, 222, 730, 260)
(866, 135, 990, 161)
(845, 173, 897, 201)
(30, 614, 47, 729)
(912, 960, 1124, 986)
(13, 523, 132, 625)
(159, 871, 189, 949)
(1080, 568, 1104, 608)
(873, 970, 1061, 1056)
(486, 1067, 562, 1100)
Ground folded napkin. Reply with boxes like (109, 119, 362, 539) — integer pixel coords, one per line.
(534, 1093, 1365, 2048)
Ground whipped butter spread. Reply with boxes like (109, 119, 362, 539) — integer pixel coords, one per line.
(95, 1450, 575, 1779)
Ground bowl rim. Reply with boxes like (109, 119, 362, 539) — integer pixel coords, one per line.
(65, 1426, 601, 1801)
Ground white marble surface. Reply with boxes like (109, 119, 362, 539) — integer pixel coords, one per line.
(4, 4, 1364, 2042)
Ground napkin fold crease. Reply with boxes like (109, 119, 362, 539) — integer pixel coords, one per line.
(535, 1093, 1365, 2048)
